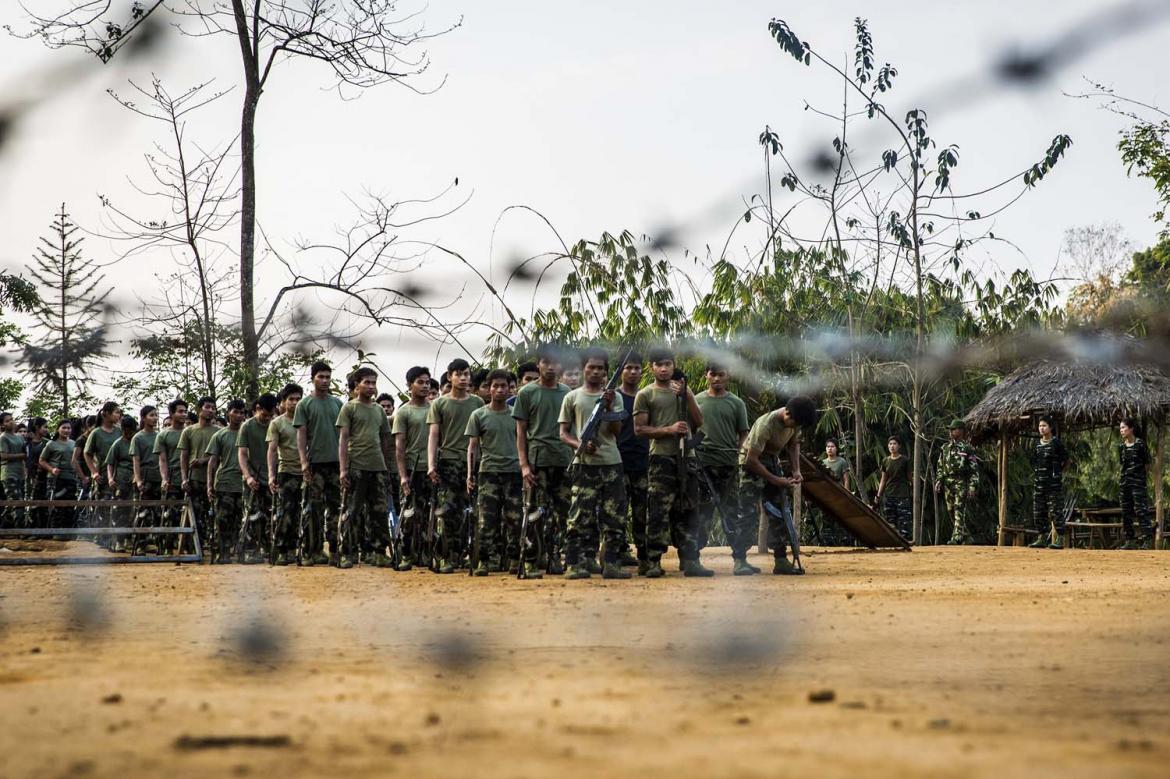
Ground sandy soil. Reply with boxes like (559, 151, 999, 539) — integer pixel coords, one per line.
(1, 545, 1168, 779)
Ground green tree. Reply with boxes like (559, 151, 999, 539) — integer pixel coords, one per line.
(20, 204, 111, 418)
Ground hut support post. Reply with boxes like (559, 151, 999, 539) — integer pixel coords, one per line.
(1156, 425, 1165, 550)
(996, 436, 1008, 547)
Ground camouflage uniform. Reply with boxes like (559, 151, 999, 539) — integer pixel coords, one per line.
(733, 456, 794, 558)
(1031, 437, 1067, 535)
(1119, 438, 1152, 541)
(303, 463, 341, 559)
(400, 469, 432, 565)
(339, 469, 390, 560)
(645, 456, 702, 563)
(566, 464, 628, 566)
(531, 465, 571, 566)
(435, 458, 470, 562)
(476, 471, 522, 568)
(695, 463, 738, 549)
(937, 440, 980, 544)
(625, 470, 649, 559)
(213, 491, 244, 562)
(0, 475, 24, 529)
(238, 487, 271, 561)
(274, 473, 303, 559)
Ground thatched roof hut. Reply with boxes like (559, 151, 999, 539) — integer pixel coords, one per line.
(965, 362, 1170, 439)
(963, 358, 1169, 547)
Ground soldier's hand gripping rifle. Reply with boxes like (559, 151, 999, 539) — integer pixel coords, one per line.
(388, 500, 402, 569)
(672, 369, 705, 503)
(426, 487, 439, 573)
(574, 346, 635, 465)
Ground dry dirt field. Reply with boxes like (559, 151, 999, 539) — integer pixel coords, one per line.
(1, 544, 1168, 779)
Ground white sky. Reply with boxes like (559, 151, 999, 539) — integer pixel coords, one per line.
(1, 0, 1167, 400)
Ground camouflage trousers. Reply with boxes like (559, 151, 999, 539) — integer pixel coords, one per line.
(435, 458, 471, 563)
(339, 469, 390, 560)
(644, 456, 702, 563)
(213, 490, 244, 562)
(29, 474, 48, 528)
(239, 485, 272, 560)
(695, 463, 738, 551)
(1120, 482, 1152, 540)
(399, 469, 432, 565)
(624, 469, 648, 556)
(883, 496, 913, 541)
(532, 464, 572, 567)
(273, 473, 302, 558)
(302, 463, 341, 558)
(186, 484, 213, 554)
(475, 471, 522, 568)
(731, 460, 791, 559)
(566, 464, 628, 565)
(112, 480, 135, 532)
(1, 475, 25, 528)
(944, 486, 974, 544)
(1032, 479, 1065, 533)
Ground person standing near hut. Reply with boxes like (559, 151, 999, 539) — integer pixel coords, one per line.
(935, 419, 980, 545)
(1028, 416, 1068, 549)
(1118, 417, 1153, 550)
(875, 436, 912, 542)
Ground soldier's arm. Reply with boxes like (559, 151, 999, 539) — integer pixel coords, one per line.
(267, 439, 280, 494)
(744, 447, 790, 488)
(787, 436, 802, 481)
(395, 431, 409, 482)
(179, 448, 191, 486)
(427, 423, 440, 477)
(72, 445, 89, 484)
(685, 388, 703, 430)
(296, 426, 311, 479)
(559, 420, 582, 451)
(466, 437, 479, 493)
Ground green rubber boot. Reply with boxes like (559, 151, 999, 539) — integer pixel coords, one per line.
(437, 558, 456, 574)
(681, 559, 715, 578)
(473, 560, 490, 577)
(773, 557, 804, 576)
(642, 560, 665, 578)
(337, 556, 355, 570)
(582, 557, 603, 575)
(522, 562, 544, 579)
(1028, 532, 1049, 548)
(602, 561, 632, 579)
(732, 558, 758, 576)
(564, 563, 591, 580)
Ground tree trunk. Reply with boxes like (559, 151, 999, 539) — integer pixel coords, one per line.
(239, 87, 260, 400)
(910, 171, 926, 546)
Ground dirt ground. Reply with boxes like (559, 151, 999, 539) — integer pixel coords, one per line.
(1, 545, 1168, 779)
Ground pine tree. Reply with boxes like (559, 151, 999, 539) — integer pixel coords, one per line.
(21, 203, 110, 417)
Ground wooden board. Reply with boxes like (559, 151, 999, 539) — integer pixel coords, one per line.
(798, 454, 911, 549)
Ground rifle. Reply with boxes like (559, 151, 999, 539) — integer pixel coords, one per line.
(672, 370, 705, 503)
(426, 487, 439, 572)
(388, 499, 402, 569)
(517, 485, 545, 579)
(466, 451, 479, 576)
(763, 498, 803, 573)
(574, 346, 634, 464)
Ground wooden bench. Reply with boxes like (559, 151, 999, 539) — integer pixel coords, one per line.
(1064, 521, 1124, 549)
(1000, 525, 1044, 547)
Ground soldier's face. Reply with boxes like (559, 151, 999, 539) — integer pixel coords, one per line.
(706, 370, 727, 391)
(562, 367, 581, 389)
(1038, 421, 1050, 437)
(172, 406, 188, 426)
(450, 369, 470, 392)
(0, 415, 12, 433)
(622, 362, 642, 386)
(826, 442, 837, 457)
(228, 407, 246, 427)
(520, 370, 539, 387)
(888, 439, 899, 455)
(490, 379, 510, 403)
(582, 359, 607, 388)
(285, 394, 301, 415)
(538, 358, 560, 383)
(256, 407, 274, 424)
(651, 361, 674, 383)
(144, 409, 159, 428)
(410, 374, 431, 400)
(379, 399, 395, 418)
(313, 371, 332, 393)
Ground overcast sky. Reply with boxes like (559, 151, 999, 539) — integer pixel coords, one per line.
(1, 0, 1167, 399)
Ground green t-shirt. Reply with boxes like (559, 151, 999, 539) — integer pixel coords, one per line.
(105, 437, 135, 484)
(207, 427, 243, 493)
(881, 455, 910, 499)
(1, 431, 26, 480)
(153, 427, 183, 480)
(633, 385, 689, 458)
(382, 411, 399, 475)
(131, 430, 160, 483)
(393, 402, 431, 472)
(739, 410, 799, 465)
(559, 388, 621, 467)
(695, 392, 749, 467)
(266, 415, 300, 475)
(40, 438, 76, 480)
(84, 427, 121, 472)
(236, 416, 270, 483)
(511, 381, 572, 468)
(336, 400, 391, 472)
(177, 423, 217, 483)
(292, 394, 343, 465)
(821, 455, 851, 484)
(427, 394, 485, 462)
(466, 406, 520, 473)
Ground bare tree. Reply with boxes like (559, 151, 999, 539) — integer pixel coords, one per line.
(20, 1, 460, 396)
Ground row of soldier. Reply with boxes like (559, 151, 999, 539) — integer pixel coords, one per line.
(0, 347, 817, 577)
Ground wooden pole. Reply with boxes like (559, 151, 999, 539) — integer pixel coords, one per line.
(996, 435, 1008, 547)
(793, 483, 803, 540)
(757, 506, 768, 554)
(1155, 424, 1165, 550)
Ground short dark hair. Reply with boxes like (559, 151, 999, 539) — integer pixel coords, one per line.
(429, 378, 440, 390)
(168, 398, 188, 415)
(196, 396, 215, 411)
(447, 358, 470, 374)
(226, 398, 246, 413)
(825, 437, 839, 448)
(887, 436, 901, 446)
(647, 347, 674, 365)
(580, 347, 609, 371)
(376, 393, 395, 404)
(352, 366, 377, 385)
(406, 366, 431, 385)
(785, 396, 817, 427)
(487, 368, 511, 386)
(471, 367, 490, 387)
(439, 371, 449, 386)
(310, 360, 332, 377)
(535, 343, 561, 362)
(256, 393, 279, 413)
(517, 361, 539, 377)
(139, 405, 157, 423)
(1037, 415, 1055, 428)
(705, 361, 727, 374)
(0, 412, 11, 425)
(121, 416, 138, 433)
(31, 417, 47, 432)
(99, 401, 120, 418)
(623, 351, 643, 368)
(1121, 417, 1139, 433)
(278, 383, 303, 402)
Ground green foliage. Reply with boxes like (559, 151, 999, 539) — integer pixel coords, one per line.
(1119, 119, 1170, 230)
(1125, 237, 1170, 292)
(0, 378, 22, 413)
